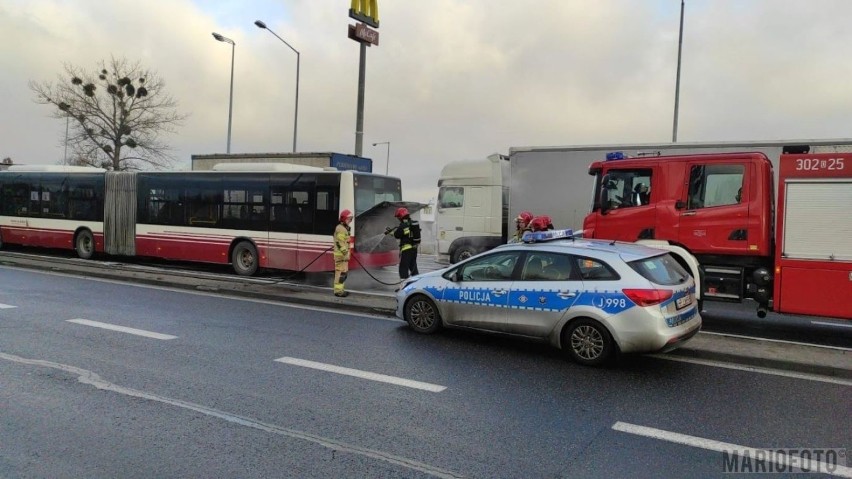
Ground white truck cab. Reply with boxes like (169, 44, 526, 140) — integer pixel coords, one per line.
(435, 153, 509, 263)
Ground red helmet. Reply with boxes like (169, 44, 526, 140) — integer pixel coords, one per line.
(339, 209, 353, 222)
(516, 211, 533, 226)
(529, 215, 552, 232)
(394, 207, 409, 219)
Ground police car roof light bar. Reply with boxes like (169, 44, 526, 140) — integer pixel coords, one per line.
(522, 228, 575, 243)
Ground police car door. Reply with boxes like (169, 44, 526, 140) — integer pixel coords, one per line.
(442, 251, 521, 331)
(505, 251, 582, 338)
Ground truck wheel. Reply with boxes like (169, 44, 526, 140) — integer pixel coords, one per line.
(451, 245, 477, 264)
(562, 319, 614, 367)
(231, 241, 258, 276)
(75, 230, 95, 259)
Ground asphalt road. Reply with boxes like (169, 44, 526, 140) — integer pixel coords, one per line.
(1, 266, 850, 478)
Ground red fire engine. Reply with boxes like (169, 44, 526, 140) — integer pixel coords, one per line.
(583, 151, 851, 320)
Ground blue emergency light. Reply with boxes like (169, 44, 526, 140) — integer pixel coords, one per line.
(606, 151, 625, 160)
(522, 228, 575, 243)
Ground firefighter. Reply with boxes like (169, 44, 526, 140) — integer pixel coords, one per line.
(529, 215, 554, 232)
(511, 211, 534, 242)
(385, 207, 420, 279)
(333, 209, 353, 297)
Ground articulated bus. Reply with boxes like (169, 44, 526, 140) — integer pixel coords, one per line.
(0, 164, 404, 275)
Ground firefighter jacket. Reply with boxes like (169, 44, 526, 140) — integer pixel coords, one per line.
(393, 218, 416, 252)
(333, 222, 351, 259)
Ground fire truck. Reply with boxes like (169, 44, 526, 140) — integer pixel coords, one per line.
(583, 150, 852, 320)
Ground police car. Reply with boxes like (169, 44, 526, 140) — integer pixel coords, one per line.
(395, 229, 701, 366)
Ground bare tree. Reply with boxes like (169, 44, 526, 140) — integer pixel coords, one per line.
(30, 57, 186, 171)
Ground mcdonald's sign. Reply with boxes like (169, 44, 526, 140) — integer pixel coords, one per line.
(349, 0, 379, 28)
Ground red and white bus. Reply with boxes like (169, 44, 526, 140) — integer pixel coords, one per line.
(0, 163, 407, 275)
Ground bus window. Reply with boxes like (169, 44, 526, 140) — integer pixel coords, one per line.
(354, 175, 401, 215)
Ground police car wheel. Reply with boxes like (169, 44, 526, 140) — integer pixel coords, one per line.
(404, 295, 442, 334)
(564, 319, 613, 366)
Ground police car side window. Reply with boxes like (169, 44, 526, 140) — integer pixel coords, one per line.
(459, 252, 520, 281)
(575, 256, 619, 281)
(522, 252, 575, 281)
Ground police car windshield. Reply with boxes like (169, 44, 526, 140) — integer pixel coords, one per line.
(628, 253, 689, 286)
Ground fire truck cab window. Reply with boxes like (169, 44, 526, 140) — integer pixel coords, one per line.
(602, 169, 652, 209)
(687, 164, 745, 209)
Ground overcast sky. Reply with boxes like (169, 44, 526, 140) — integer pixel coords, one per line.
(3, 0, 852, 202)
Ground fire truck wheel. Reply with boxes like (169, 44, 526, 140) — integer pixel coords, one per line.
(232, 241, 258, 276)
(75, 230, 95, 260)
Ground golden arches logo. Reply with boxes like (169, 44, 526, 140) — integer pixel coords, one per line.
(349, 0, 379, 28)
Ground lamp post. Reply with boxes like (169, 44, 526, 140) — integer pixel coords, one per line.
(372, 141, 390, 175)
(64, 116, 69, 163)
(672, 0, 685, 143)
(212, 32, 235, 154)
(255, 20, 300, 153)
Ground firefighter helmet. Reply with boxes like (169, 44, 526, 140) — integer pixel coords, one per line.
(529, 215, 553, 232)
(339, 209, 353, 222)
(394, 207, 409, 219)
(516, 211, 533, 226)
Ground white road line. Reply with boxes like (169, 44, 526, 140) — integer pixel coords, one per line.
(699, 331, 852, 351)
(274, 356, 446, 392)
(0, 303, 17, 309)
(67, 319, 177, 340)
(649, 354, 852, 386)
(812, 320, 852, 329)
(612, 421, 852, 478)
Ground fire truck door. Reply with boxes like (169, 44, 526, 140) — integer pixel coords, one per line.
(594, 168, 656, 242)
(677, 162, 749, 255)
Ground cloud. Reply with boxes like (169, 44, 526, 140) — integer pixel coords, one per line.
(3, 0, 852, 202)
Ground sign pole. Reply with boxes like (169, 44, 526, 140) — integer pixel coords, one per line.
(355, 42, 367, 156)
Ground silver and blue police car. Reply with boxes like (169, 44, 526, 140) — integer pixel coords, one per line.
(396, 229, 701, 366)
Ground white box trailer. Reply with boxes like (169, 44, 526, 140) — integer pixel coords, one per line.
(508, 139, 852, 234)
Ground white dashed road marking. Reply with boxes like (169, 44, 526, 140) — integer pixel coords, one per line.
(67, 319, 177, 340)
(612, 421, 852, 478)
(812, 321, 852, 329)
(0, 303, 17, 309)
(274, 356, 447, 392)
(649, 354, 852, 386)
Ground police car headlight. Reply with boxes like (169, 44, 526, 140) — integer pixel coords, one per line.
(400, 277, 419, 290)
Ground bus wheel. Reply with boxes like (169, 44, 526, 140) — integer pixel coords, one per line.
(232, 241, 258, 276)
(75, 230, 95, 260)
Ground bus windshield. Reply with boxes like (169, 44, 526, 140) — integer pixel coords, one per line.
(354, 174, 401, 215)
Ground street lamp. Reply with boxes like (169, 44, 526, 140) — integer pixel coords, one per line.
(672, 0, 685, 142)
(372, 141, 390, 175)
(212, 32, 235, 154)
(255, 20, 300, 153)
